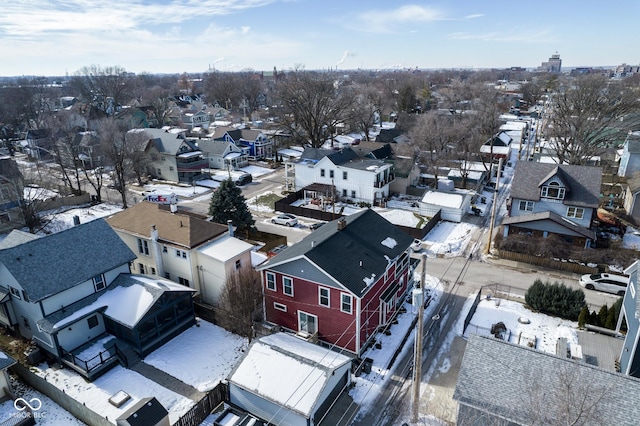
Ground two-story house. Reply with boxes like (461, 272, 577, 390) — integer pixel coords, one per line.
(0, 219, 197, 380)
(195, 139, 249, 170)
(106, 201, 255, 305)
(131, 128, 208, 183)
(211, 126, 273, 160)
(0, 157, 25, 232)
(24, 129, 53, 162)
(294, 148, 394, 206)
(480, 131, 513, 163)
(502, 163, 602, 248)
(257, 209, 414, 356)
(618, 260, 640, 377)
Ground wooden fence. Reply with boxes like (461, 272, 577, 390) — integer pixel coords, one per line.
(173, 383, 227, 426)
(497, 250, 599, 275)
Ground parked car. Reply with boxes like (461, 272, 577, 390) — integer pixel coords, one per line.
(309, 222, 324, 231)
(267, 244, 288, 258)
(579, 273, 629, 296)
(271, 213, 298, 227)
(411, 238, 423, 252)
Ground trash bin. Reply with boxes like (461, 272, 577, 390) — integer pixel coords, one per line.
(362, 357, 373, 374)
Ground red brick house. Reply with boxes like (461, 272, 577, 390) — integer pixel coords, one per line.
(257, 209, 414, 356)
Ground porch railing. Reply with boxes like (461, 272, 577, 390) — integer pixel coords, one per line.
(61, 340, 118, 377)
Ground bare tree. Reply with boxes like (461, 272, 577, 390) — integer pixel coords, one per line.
(275, 72, 355, 148)
(71, 65, 134, 115)
(140, 86, 173, 128)
(546, 74, 640, 165)
(216, 267, 263, 342)
(409, 111, 457, 180)
(350, 85, 384, 141)
(45, 113, 84, 196)
(203, 72, 241, 110)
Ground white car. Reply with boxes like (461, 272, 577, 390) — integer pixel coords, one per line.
(271, 213, 298, 227)
(579, 273, 629, 296)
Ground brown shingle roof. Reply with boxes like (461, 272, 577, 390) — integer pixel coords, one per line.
(106, 202, 227, 248)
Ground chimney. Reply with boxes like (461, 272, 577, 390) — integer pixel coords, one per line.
(337, 218, 347, 231)
(227, 220, 234, 237)
(72, 215, 80, 226)
(170, 203, 177, 214)
(311, 240, 316, 248)
(150, 225, 158, 242)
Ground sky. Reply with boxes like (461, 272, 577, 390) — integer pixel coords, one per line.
(2, 0, 639, 77)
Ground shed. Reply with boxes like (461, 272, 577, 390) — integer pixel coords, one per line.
(116, 397, 169, 426)
(419, 188, 473, 223)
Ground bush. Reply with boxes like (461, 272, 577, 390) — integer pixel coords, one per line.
(578, 306, 589, 329)
(525, 279, 586, 321)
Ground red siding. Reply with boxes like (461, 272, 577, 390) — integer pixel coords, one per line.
(262, 256, 411, 355)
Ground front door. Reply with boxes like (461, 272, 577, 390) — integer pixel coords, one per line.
(298, 311, 318, 335)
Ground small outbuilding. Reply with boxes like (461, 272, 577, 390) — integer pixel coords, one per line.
(116, 397, 170, 426)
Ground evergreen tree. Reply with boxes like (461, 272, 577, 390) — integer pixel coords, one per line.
(597, 305, 608, 327)
(605, 305, 617, 330)
(208, 178, 255, 235)
(578, 306, 589, 329)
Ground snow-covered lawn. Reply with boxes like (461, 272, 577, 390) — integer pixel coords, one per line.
(422, 221, 477, 257)
(464, 297, 578, 354)
(144, 320, 247, 392)
(40, 203, 123, 235)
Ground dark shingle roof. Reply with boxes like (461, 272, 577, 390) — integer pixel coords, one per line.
(259, 209, 413, 296)
(454, 335, 640, 424)
(501, 210, 596, 239)
(0, 219, 136, 302)
(327, 148, 359, 165)
(116, 397, 168, 426)
(510, 162, 602, 208)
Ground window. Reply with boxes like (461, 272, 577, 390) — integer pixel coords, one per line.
(351, 190, 356, 198)
(93, 274, 106, 291)
(161, 156, 166, 161)
(169, 166, 174, 171)
(150, 267, 156, 275)
(10, 287, 21, 300)
(163, 246, 168, 253)
(138, 263, 146, 274)
(283, 276, 294, 296)
(320, 169, 325, 177)
(567, 207, 584, 219)
(266, 272, 276, 291)
(235, 259, 242, 270)
(341, 293, 353, 314)
(274, 302, 287, 312)
(87, 315, 99, 329)
(178, 277, 190, 286)
(342, 189, 347, 197)
(22, 316, 30, 330)
(329, 170, 334, 179)
(343, 171, 348, 180)
(319, 287, 330, 307)
(137, 238, 149, 255)
(21, 290, 29, 302)
(541, 182, 565, 199)
(165, 272, 171, 280)
(518, 201, 534, 212)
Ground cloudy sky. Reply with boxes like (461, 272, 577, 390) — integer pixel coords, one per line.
(2, 0, 638, 77)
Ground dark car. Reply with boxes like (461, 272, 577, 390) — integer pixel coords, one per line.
(309, 222, 324, 230)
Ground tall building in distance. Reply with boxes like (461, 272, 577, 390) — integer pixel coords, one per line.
(537, 53, 562, 73)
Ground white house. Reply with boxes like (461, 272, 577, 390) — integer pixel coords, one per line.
(106, 201, 254, 306)
(294, 148, 394, 205)
(228, 333, 352, 426)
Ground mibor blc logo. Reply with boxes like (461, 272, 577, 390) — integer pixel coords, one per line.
(13, 397, 46, 419)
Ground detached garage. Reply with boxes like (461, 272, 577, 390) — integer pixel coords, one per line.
(419, 180, 474, 223)
(228, 333, 352, 426)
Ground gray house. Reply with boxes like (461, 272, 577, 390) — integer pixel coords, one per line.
(502, 162, 602, 247)
(618, 131, 640, 177)
(454, 334, 640, 425)
(228, 333, 352, 426)
(195, 139, 248, 170)
(618, 260, 640, 377)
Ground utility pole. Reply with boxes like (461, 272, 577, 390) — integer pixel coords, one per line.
(486, 157, 503, 255)
(412, 253, 427, 422)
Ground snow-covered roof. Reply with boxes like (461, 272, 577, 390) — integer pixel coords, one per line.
(197, 234, 254, 262)
(229, 333, 351, 417)
(421, 190, 466, 209)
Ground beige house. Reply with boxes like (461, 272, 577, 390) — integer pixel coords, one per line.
(106, 202, 254, 305)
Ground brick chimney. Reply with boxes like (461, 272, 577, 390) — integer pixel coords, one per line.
(337, 218, 347, 231)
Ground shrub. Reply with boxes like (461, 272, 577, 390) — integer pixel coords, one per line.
(578, 306, 589, 329)
(525, 279, 586, 321)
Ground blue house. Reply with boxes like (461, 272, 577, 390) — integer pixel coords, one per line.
(211, 126, 273, 160)
(619, 260, 640, 377)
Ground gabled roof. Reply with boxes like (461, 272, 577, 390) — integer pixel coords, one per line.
(0, 230, 40, 249)
(0, 157, 23, 180)
(297, 148, 334, 164)
(375, 128, 403, 143)
(0, 219, 136, 302)
(106, 201, 228, 248)
(351, 142, 392, 160)
(502, 210, 596, 239)
(0, 350, 17, 371)
(326, 148, 359, 165)
(228, 333, 351, 418)
(510, 162, 602, 208)
(135, 128, 196, 155)
(259, 209, 413, 296)
(454, 335, 640, 424)
(196, 139, 241, 156)
(212, 127, 263, 143)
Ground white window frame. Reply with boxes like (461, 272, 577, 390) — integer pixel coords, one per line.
(266, 272, 276, 291)
(319, 287, 330, 307)
(341, 293, 353, 314)
(9, 286, 21, 300)
(283, 276, 294, 296)
(518, 200, 534, 212)
(541, 182, 565, 199)
(93, 274, 106, 292)
(274, 302, 287, 312)
(567, 207, 584, 219)
(137, 238, 149, 255)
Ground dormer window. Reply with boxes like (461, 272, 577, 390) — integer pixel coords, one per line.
(541, 182, 565, 200)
